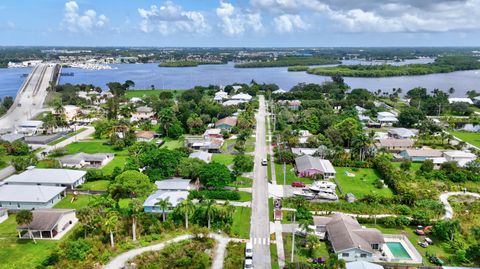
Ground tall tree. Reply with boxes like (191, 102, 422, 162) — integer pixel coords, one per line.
(16, 210, 35, 243)
(177, 199, 196, 229)
(128, 198, 143, 242)
(103, 211, 119, 248)
(203, 199, 218, 230)
(155, 198, 172, 222)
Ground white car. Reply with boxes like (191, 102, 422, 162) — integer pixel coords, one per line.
(245, 242, 253, 258)
(261, 158, 268, 166)
(244, 258, 253, 269)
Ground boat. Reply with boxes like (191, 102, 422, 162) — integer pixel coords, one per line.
(316, 192, 338, 200)
(309, 181, 336, 192)
(293, 190, 315, 199)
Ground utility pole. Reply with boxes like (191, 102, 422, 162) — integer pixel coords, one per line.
(291, 211, 296, 263)
(283, 161, 286, 186)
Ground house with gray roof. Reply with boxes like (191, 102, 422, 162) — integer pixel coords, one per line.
(57, 152, 114, 168)
(17, 209, 77, 240)
(0, 133, 24, 142)
(315, 214, 385, 262)
(376, 139, 414, 152)
(400, 148, 443, 161)
(388, 128, 418, 139)
(346, 261, 384, 269)
(0, 185, 66, 210)
(189, 151, 212, 163)
(144, 178, 198, 214)
(3, 168, 86, 189)
(295, 155, 336, 179)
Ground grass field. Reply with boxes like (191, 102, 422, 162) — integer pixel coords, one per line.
(238, 192, 252, 202)
(160, 138, 184, 150)
(450, 131, 480, 148)
(212, 154, 235, 166)
(101, 155, 128, 176)
(230, 207, 251, 239)
(334, 167, 394, 198)
(125, 89, 185, 99)
(0, 216, 60, 269)
(283, 233, 330, 263)
(230, 176, 252, 188)
(270, 243, 279, 269)
(221, 139, 236, 153)
(54, 194, 93, 210)
(275, 163, 314, 185)
(392, 162, 422, 173)
(79, 180, 110, 191)
(65, 141, 127, 155)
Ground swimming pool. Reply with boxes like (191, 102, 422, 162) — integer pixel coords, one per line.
(386, 242, 411, 259)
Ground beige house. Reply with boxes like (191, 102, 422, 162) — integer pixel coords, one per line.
(131, 106, 155, 121)
(17, 209, 78, 240)
(376, 139, 414, 152)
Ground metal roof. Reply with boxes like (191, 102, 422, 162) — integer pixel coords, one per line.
(0, 185, 65, 203)
(4, 168, 86, 185)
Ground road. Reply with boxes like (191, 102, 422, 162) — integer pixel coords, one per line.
(439, 191, 480, 219)
(250, 95, 271, 268)
(0, 63, 57, 130)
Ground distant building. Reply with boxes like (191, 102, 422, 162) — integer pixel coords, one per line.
(189, 151, 212, 163)
(215, 117, 237, 129)
(203, 128, 223, 139)
(3, 168, 86, 189)
(400, 148, 443, 161)
(443, 150, 477, 167)
(57, 153, 114, 169)
(135, 131, 157, 142)
(17, 209, 77, 240)
(222, 100, 247, 106)
(346, 261, 384, 269)
(388, 128, 418, 139)
(185, 137, 223, 153)
(272, 89, 287, 94)
(0, 185, 66, 210)
(291, 148, 318, 156)
(448, 98, 473, 105)
(131, 106, 154, 121)
(230, 93, 252, 101)
(377, 112, 398, 126)
(17, 120, 44, 136)
(62, 105, 81, 121)
(144, 178, 198, 214)
(278, 100, 301, 110)
(376, 139, 414, 152)
(295, 155, 336, 179)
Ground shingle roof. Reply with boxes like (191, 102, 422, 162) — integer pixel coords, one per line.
(215, 117, 237, 127)
(189, 151, 212, 162)
(136, 106, 153, 113)
(295, 155, 336, 174)
(143, 190, 189, 208)
(57, 152, 113, 165)
(326, 214, 384, 253)
(17, 209, 75, 231)
(404, 149, 443, 157)
(136, 131, 156, 139)
(0, 185, 65, 203)
(346, 261, 384, 269)
(443, 150, 477, 159)
(155, 178, 192, 191)
(377, 139, 414, 147)
(4, 168, 86, 185)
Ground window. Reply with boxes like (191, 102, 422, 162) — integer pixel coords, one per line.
(342, 253, 349, 257)
(360, 254, 367, 258)
(372, 244, 379, 250)
(17, 203, 20, 208)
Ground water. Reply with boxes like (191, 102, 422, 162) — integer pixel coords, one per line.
(386, 242, 411, 259)
(0, 58, 478, 98)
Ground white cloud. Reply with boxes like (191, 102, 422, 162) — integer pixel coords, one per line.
(138, 1, 209, 35)
(216, 1, 264, 36)
(273, 14, 308, 33)
(62, 1, 108, 32)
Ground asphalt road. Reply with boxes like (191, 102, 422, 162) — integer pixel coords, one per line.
(0, 64, 55, 130)
(250, 95, 271, 268)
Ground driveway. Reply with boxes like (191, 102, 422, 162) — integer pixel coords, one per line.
(439, 191, 480, 219)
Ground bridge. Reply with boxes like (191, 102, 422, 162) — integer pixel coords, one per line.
(0, 63, 60, 131)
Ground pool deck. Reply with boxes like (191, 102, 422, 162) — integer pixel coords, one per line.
(382, 234, 423, 264)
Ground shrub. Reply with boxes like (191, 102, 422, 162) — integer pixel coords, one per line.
(189, 190, 241, 201)
(85, 169, 105, 182)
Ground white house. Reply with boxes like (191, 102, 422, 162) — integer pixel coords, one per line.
(189, 151, 212, 163)
(17, 120, 44, 136)
(144, 178, 198, 214)
(62, 105, 81, 121)
(222, 100, 247, 106)
(0, 185, 66, 210)
(4, 168, 87, 189)
(388, 128, 418, 139)
(272, 89, 287, 94)
(0, 208, 8, 224)
(17, 209, 77, 240)
(214, 91, 228, 102)
(231, 93, 252, 101)
(57, 153, 114, 169)
(131, 106, 155, 121)
(377, 112, 398, 126)
(448, 98, 473, 105)
(443, 150, 477, 167)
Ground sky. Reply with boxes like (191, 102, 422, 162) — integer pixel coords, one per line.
(0, 0, 480, 47)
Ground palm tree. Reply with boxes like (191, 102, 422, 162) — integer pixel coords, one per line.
(104, 211, 119, 248)
(128, 198, 143, 241)
(177, 199, 196, 229)
(155, 198, 171, 222)
(16, 210, 35, 243)
(203, 199, 218, 230)
(77, 207, 95, 238)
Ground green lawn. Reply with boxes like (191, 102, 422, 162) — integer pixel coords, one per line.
(125, 89, 185, 99)
(230, 207, 251, 239)
(245, 136, 255, 153)
(392, 162, 422, 173)
(101, 155, 128, 176)
(230, 176, 252, 188)
(54, 194, 92, 210)
(365, 224, 448, 265)
(270, 243, 279, 269)
(160, 138, 184, 150)
(283, 233, 330, 263)
(36, 159, 60, 168)
(0, 216, 60, 269)
(221, 138, 236, 153)
(79, 180, 110, 191)
(64, 141, 127, 155)
(450, 131, 480, 148)
(212, 154, 235, 166)
(334, 167, 394, 198)
(275, 163, 314, 185)
(238, 192, 252, 202)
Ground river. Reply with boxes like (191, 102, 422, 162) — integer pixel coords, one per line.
(0, 59, 479, 98)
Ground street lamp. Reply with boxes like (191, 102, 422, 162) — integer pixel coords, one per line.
(283, 208, 297, 263)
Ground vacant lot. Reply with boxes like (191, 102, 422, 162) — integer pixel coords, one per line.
(275, 163, 314, 185)
(335, 167, 394, 198)
(451, 131, 480, 148)
(212, 154, 235, 166)
(54, 194, 92, 210)
(230, 207, 251, 239)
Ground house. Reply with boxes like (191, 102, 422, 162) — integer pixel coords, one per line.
(144, 178, 198, 214)
(272, 89, 287, 94)
(427, 157, 448, 169)
(130, 97, 142, 103)
(346, 261, 384, 269)
(0, 208, 8, 224)
(214, 91, 228, 102)
(376, 139, 414, 152)
(279, 100, 301, 110)
(0, 133, 25, 142)
(222, 100, 247, 106)
(185, 136, 223, 153)
(377, 112, 398, 126)
(355, 106, 367, 114)
(400, 148, 443, 161)
(291, 148, 318, 156)
(57, 153, 114, 168)
(231, 93, 252, 101)
(131, 106, 154, 121)
(17, 209, 77, 240)
(388, 128, 418, 139)
(189, 151, 212, 163)
(443, 150, 477, 167)
(358, 115, 371, 123)
(17, 120, 44, 136)
(215, 117, 237, 129)
(298, 130, 313, 144)
(63, 105, 81, 121)
(4, 168, 87, 189)
(295, 155, 336, 179)
(135, 131, 157, 142)
(231, 85, 243, 93)
(317, 214, 385, 262)
(203, 128, 223, 139)
(448, 98, 473, 105)
(0, 185, 66, 209)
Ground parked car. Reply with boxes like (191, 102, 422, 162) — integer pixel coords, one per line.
(261, 158, 267, 166)
(291, 181, 306, 188)
(244, 258, 253, 268)
(245, 242, 253, 258)
(418, 241, 428, 248)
